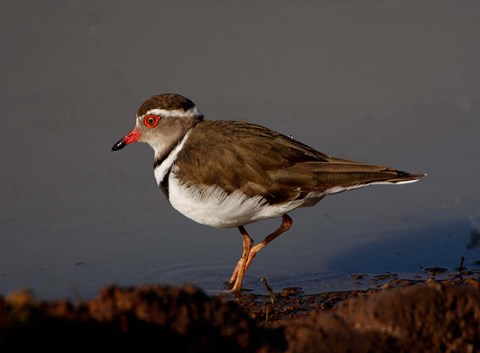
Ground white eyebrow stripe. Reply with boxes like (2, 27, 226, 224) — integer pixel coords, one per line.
(137, 107, 202, 119)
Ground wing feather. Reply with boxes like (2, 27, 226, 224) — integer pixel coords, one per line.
(175, 121, 424, 205)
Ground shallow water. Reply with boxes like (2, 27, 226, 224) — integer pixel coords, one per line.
(1, 1, 480, 299)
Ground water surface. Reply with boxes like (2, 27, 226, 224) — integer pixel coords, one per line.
(1, 1, 479, 299)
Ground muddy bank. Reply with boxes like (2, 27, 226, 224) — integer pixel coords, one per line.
(1, 272, 480, 352)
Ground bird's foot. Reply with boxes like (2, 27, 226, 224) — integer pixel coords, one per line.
(228, 258, 247, 292)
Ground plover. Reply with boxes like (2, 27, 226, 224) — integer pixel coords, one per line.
(112, 93, 425, 291)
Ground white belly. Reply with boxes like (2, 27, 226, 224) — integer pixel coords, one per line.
(167, 171, 304, 228)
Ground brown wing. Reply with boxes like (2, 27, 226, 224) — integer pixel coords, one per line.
(175, 120, 425, 204)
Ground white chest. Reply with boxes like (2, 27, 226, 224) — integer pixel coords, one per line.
(166, 172, 304, 228)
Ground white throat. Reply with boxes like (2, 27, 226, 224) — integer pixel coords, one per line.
(153, 130, 192, 185)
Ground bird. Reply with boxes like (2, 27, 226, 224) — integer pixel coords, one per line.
(112, 93, 425, 291)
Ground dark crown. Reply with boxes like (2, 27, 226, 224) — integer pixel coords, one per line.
(137, 94, 197, 117)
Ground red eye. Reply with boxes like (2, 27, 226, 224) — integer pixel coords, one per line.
(143, 114, 159, 128)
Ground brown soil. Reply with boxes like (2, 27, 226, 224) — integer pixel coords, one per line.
(1, 266, 480, 352)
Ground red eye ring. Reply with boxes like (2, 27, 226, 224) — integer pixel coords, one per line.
(143, 114, 160, 128)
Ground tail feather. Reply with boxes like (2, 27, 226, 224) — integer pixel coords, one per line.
(382, 170, 426, 184)
(313, 159, 426, 195)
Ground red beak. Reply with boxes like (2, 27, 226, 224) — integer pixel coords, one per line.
(111, 129, 141, 151)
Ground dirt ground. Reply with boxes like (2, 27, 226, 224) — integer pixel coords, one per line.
(1, 263, 480, 352)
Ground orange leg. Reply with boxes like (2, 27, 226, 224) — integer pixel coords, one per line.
(245, 214, 292, 272)
(229, 214, 293, 292)
(229, 226, 253, 291)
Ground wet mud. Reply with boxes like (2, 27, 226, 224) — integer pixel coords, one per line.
(1, 265, 480, 352)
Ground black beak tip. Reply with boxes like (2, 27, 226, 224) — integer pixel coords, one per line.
(111, 140, 125, 151)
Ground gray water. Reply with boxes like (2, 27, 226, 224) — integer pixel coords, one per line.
(1, 1, 479, 299)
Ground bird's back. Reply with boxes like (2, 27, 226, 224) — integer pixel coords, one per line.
(174, 120, 424, 206)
